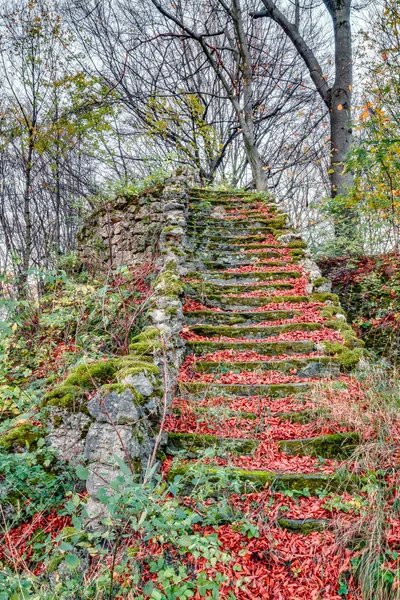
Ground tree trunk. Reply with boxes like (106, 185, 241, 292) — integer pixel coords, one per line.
(232, 0, 268, 190)
(325, 0, 354, 198)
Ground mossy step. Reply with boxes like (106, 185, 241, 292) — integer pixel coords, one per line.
(173, 405, 316, 424)
(277, 432, 360, 460)
(277, 517, 330, 534)
(186, 339, 316, 356)
(179, 381, 315, 398)
(189, 270, 302, 282)
(167, 463, 360, 495)
(200, 260, 299, 270)
(193, 357, 340, 378)
(204, 241, 284, 251)
(183, 309, 302, 325)
(189, 234, 274, 243)
(187, 281, 296, 294)
(166, 432, 259, 457)
(197, 293, 339, 310)
(196, 295, 310, 309)
(188, 323, 322, 340)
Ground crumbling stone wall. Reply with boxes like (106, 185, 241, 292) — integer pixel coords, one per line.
(77, 186, 164, 268)
(45, 175, 190, 523)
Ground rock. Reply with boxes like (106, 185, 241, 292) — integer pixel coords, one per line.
(86, 463, 121, 497)
(48, 411, 92, 461)
(123, 372, 154, 397)
(84, 423, 139, 464)
(87, 388, 141, 424)
(279, 232, 302, 244)
(164, 201, 185, 212)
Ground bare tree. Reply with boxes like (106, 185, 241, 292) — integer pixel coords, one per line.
(252, 0, 354, 201)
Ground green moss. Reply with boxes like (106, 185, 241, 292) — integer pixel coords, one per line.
(310, 292, 340, 304)
(277, 432, 360, 459)
(277, 518, 330, 534)
(167, 464, 361, 495)
(313, 277, 330, 287)
(129, 327, 161, 354)
(42, 384, 85, 413)
(186, 340, 315, 356)
(63, 359, 118, 389)
(167, 432, 258, 457)
(319, 305, 346, 319)
(180, 381, 313, 398)
(322, 342, 364, 369)
(189, 322, 322, 339)
(0, 423, 43, 452)
(287, 240, 307, 249)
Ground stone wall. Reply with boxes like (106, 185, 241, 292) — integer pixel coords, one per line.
(45, 175, 190, 524)
(77, 185, 165, 269)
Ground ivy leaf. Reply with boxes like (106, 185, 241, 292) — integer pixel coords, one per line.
(65, 553, 80, 569)
(76, 465, 89, 480)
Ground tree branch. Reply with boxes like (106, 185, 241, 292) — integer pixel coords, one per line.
(251, 0, 331, 107)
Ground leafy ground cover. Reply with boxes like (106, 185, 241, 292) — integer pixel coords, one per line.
(319, 254, 400, 363)
(1, 191, 400, 599)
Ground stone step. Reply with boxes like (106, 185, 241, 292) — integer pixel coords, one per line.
(167, 463, 360, 496)
(166, 432, 258, 457)
(172, 404, 317, 424)
(167, 431, 357, 460)
(178, 381, 315, 398)
(277, 432, 360, 460)
(188, 270, 302, 283)
(193, 357, 340, 378)
(193, 294, 310, 310)
(186, 339, 317, 356)
(199, 259, 296, 270)
(187, 281, 297, 295)
(193, 293, 337, 310)
(186, 218, 287, 232)
(183, 309, 303, 325)
(188, 322, 322, 339)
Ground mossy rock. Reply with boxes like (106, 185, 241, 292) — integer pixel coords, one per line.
(42, 359, 119, 413)
(188, 322, 322, 339)
(322, 342, 364, 369)
(310, 292, 340, 304)
(129, 327, 162, 355)
(287, 240, 307, 249)
(0, 422, 44, 452)
(277, 517, 330, 534)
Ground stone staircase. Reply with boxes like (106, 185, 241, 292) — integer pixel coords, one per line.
(163, 190, 364, 539)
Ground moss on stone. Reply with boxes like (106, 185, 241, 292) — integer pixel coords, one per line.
(186, 339, 315, 356)
(43, 384, 85, 413)
(287, 240, 307, 249)
(129, 327, 161, 354)
(277, 517, 330, 534)
(180, 381, 313, 398)
(313, 277, 330, 287)
(310, 292, 340, 304)
(322, 342, 364, 369)
(167, 432, 258, 457)
(277, 432, 360, 459)
(189, 322, 322, 339)
(0, 423, 43, 452)
(167, 463, 361, 495)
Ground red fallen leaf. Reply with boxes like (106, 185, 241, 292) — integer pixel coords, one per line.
(183, 299, 222, 312)
(181, 327, 343, 344)
(222, 264, 303, 274)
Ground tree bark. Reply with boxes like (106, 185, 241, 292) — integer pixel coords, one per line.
(325, 0, 354, 198)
